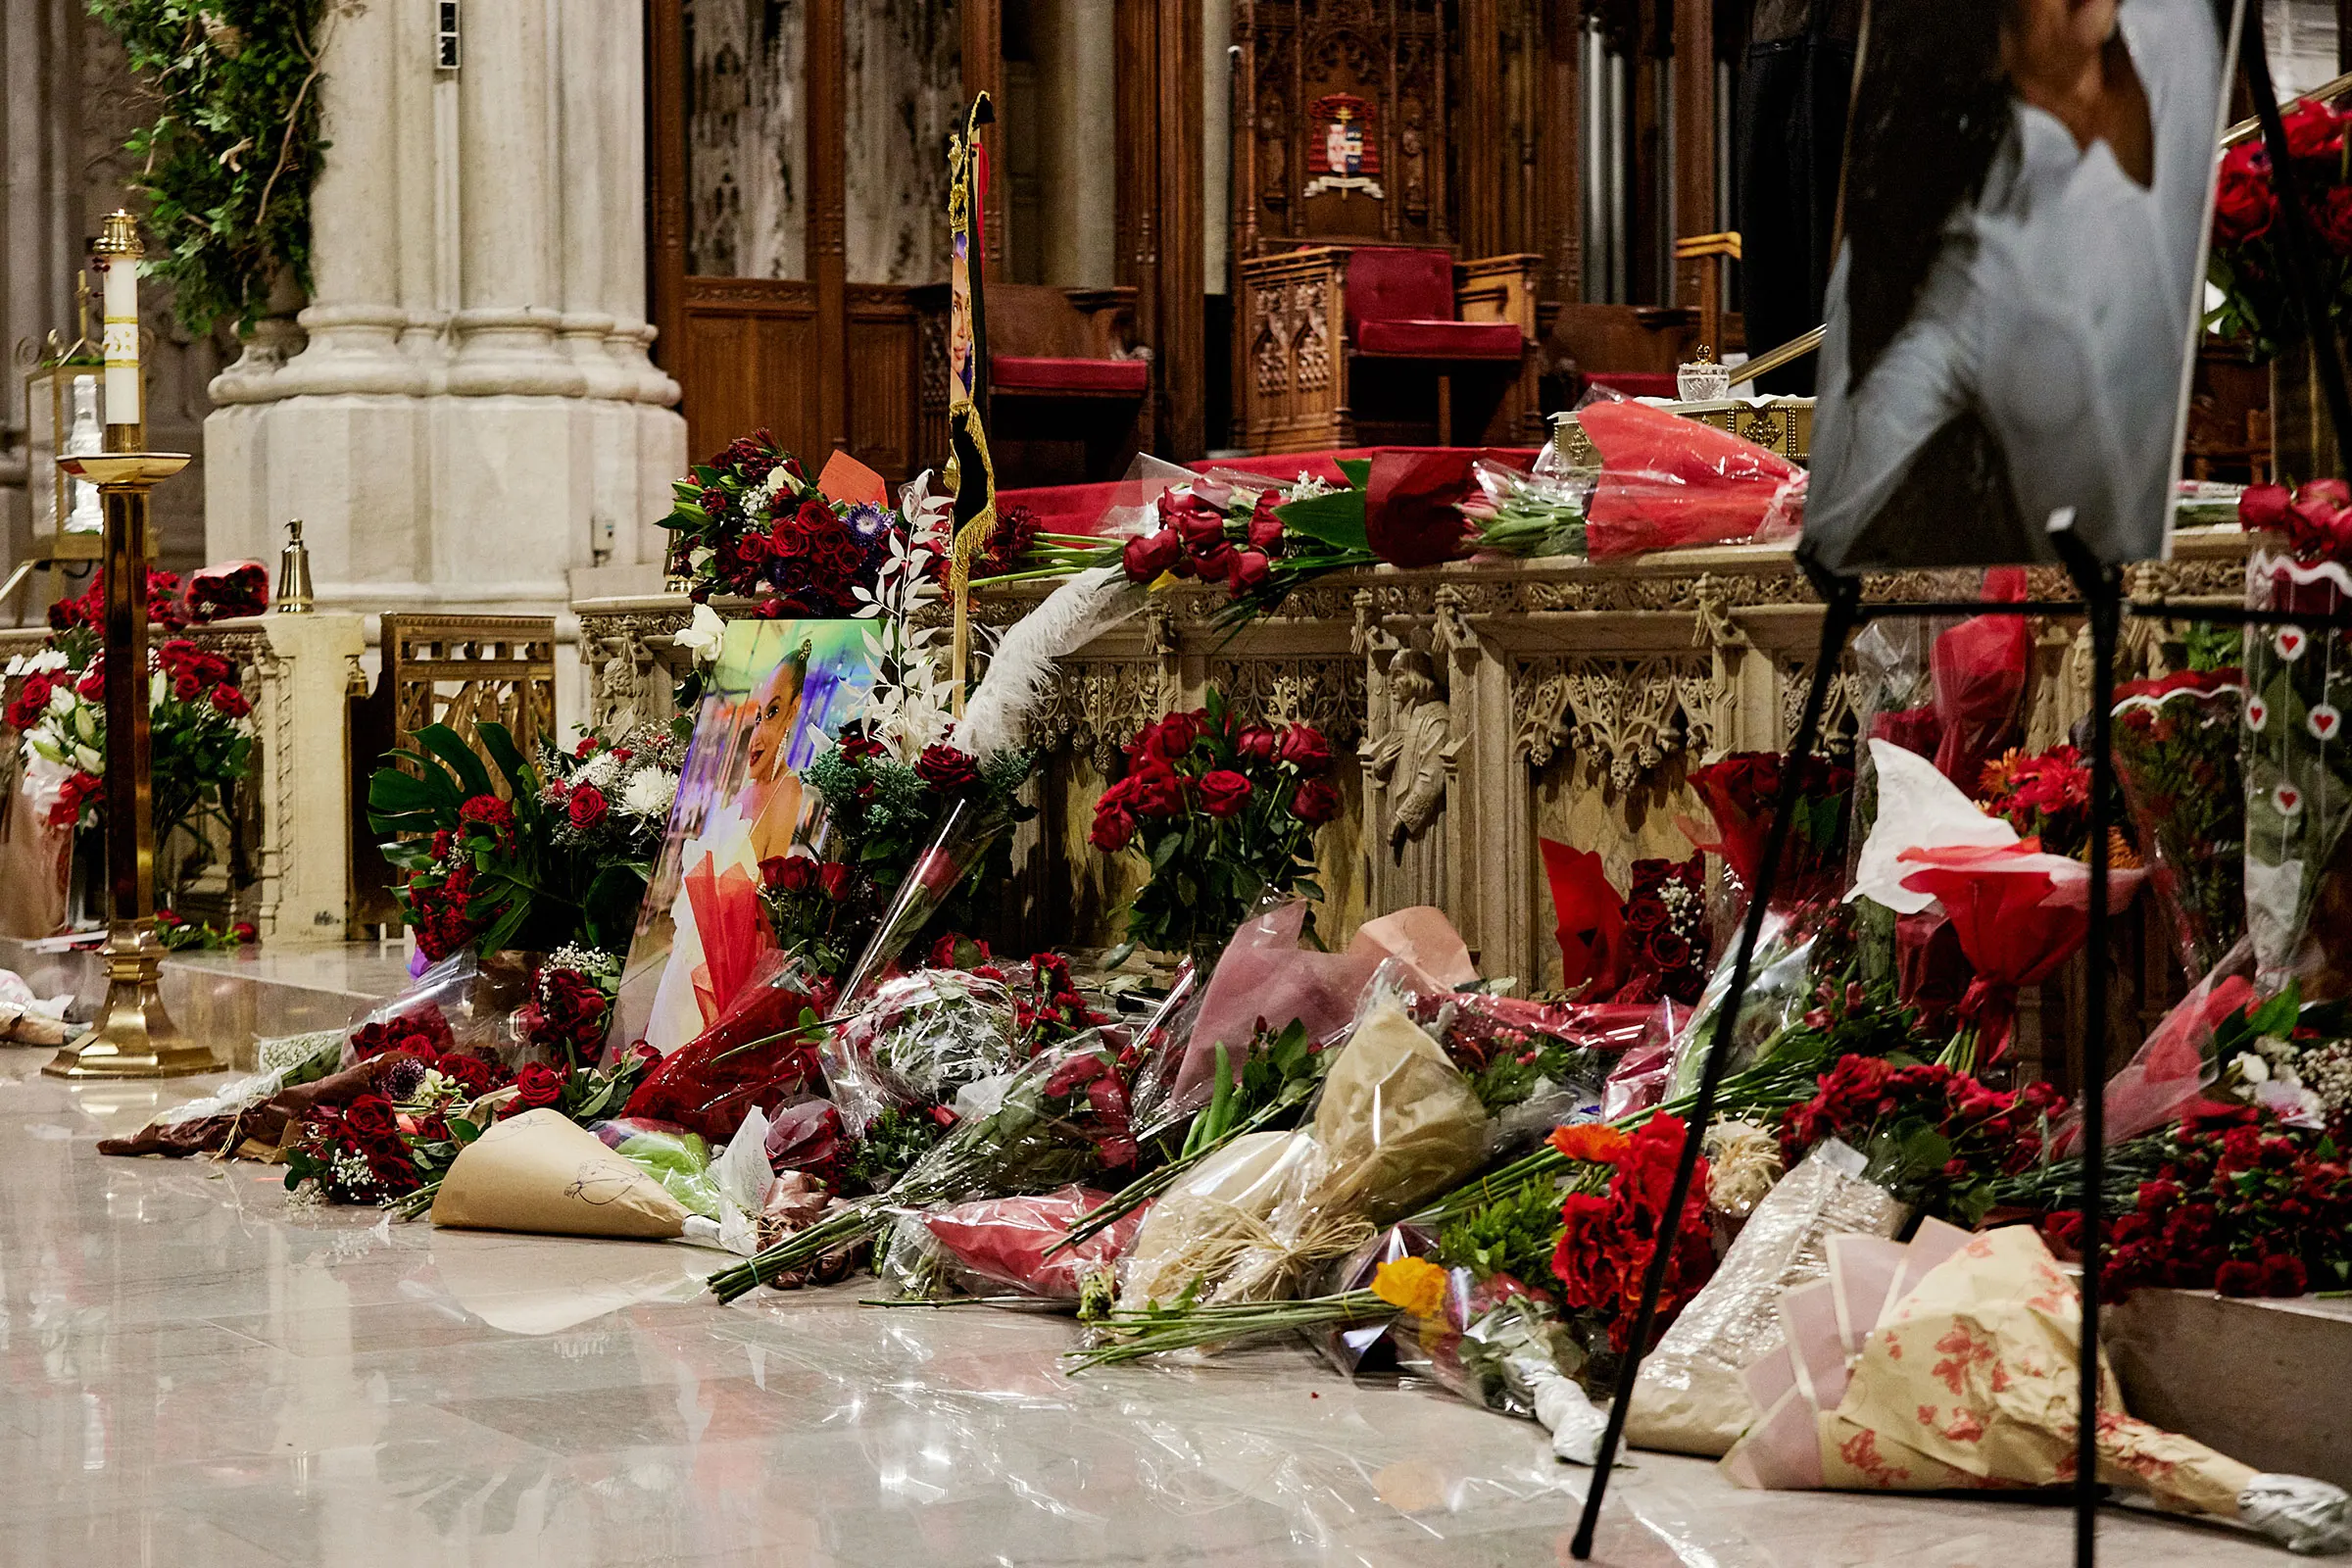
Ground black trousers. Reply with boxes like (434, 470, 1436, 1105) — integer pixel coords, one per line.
(1737, 33, 1854, 395)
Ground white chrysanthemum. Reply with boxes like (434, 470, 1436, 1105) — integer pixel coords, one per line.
(620, 764, 678, 819)
(46, 684, 76, 715)
(574, 752, 619, 790)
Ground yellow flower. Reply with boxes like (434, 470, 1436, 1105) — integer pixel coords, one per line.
(1371, 1256, 1450, 1321)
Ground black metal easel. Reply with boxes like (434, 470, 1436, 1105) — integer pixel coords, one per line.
(1569, 12, 2352, 1562)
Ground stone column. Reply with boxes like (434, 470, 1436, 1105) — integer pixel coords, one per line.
(600, 0, 684, 571)
(204, 0, 684, 616)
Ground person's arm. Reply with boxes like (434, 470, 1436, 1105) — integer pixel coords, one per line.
(1809, 257, 1977, 557)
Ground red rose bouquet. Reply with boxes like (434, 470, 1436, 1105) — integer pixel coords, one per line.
(784, 736, 1036, 983)
(1537, 840, 1708, 1004)
(2208, 98, 2352, 360)
(2111, 667, 2247, 977)
(515, 945, 624, 1070)
(369, 722, 675, 960)
(284, 1048, 653, 1210)
(183, 560, 270, 623)
(1092, 691, 1339, 962)
(1896, 840, 2143, 1072)
(8, 627, 257, 919)
(659, 428, 902, 615)
(2103, 1106, 2352, 1298)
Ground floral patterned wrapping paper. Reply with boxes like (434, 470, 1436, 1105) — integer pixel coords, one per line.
(1819, 1226, 2253, 1518)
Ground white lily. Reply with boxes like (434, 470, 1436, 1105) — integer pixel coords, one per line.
(673, 603, 726, 665)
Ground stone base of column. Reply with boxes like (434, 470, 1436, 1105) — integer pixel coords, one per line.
(205, 388, 683, 617)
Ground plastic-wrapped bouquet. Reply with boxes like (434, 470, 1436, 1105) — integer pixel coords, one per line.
(2111, 666, 2246, 976)
(826, 966, 1021, 1122)
(708, 1031, 1143, 1300)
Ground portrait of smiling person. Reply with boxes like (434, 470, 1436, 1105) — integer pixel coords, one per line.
(9, 0, 2352, 1564)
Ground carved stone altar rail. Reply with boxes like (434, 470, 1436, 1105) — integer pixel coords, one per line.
(574, 528, 2257, 983)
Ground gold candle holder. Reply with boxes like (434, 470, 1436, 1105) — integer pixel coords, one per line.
(41, 448, 215, 1080)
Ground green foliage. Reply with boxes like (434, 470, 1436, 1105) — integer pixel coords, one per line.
(846, 1105, 947, 1194)
(1436, 1176, 1563, 1288)
(88, 0, 329, 335)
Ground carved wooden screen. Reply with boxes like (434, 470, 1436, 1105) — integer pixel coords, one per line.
(1234, 0, 1451, 256)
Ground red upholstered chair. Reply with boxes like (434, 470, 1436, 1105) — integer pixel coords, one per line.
(1240, 245, 1542, 454)
(916, 283, 1152, 487)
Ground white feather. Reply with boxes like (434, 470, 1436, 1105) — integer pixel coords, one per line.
(954, 564, 1146, 758)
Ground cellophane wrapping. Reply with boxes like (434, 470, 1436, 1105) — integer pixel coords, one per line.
(824, 966, 1020, 1133)
(1204, 1000, 1492, 1304)
(2111, 668, 2247, 978)
(2241, 548, 2352, 997)
(1625, 1140, 1905, 1457)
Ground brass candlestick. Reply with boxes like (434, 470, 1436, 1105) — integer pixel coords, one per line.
(43, 451, 215, 1079)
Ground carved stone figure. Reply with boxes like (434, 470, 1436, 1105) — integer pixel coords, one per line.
(1366, 647, 1454, 852)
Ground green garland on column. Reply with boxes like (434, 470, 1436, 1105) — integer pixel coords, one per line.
(86, 0, 329, 335)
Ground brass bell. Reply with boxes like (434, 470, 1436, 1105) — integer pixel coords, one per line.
(275, 516, 316, 613)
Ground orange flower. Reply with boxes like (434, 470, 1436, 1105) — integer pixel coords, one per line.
(1549, 1123, 1632, 1165)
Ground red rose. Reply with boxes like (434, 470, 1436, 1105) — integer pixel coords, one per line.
(765, 517, 810, 561)
(1124, 761, 1187, 818)
(1230, 549, 1273, 595)
(817, 861, 855, 902)
(839, 734, 888, 763)
(1647, 930, 1692, 971)
(513, 1062, 566, 1109)
(1090, 801, 1138, 851)
(2284, 100, 2344, 162)
(209, 684, 250, 718)
(1291, 776, 1341, 825)
(1235, 725, 1276, 762)
(76, 663, 105, 701)
(436, 1054, 499, 1097)
(1170, 506, 1227, 553)
(568, 784, 609, 831)
(2213, 145, 2277, 247)
(1198, 768, 1253, 817)
(4, 674, 52, 731)
(1275, 724, 1333, 775)
(2259, 1252, 2309, 1298)
(2214, 1258, 2264, 1297)
(1140, 711, 1204, 762)
(915, 743, 982, 795)
(2238, 482, 2292, 533)
(2318, 187, 2352, 259)
(763, 854, 817, 894)
(1122, 527, 1183, 582)
(1623, 895, 1667, 933)
(1248, 491, 1285, 551)
(1193, 542, 1239, 583)
(343, 1095, 399, 1140)
(231, 921, 258, 943)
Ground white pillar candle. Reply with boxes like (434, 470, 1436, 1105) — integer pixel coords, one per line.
(97, 209, 140, 430)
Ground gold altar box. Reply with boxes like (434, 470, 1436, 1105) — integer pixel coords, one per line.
(1551, 395, 1815, 467)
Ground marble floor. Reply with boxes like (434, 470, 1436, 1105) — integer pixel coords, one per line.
(0, 1049, 2302, 1568)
